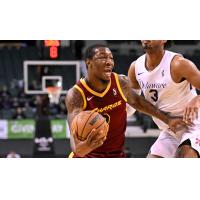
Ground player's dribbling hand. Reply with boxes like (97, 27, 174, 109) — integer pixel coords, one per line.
(85, 129, 107, 149)
(183, 96, 200, 124)
(72, 129, 106, 157)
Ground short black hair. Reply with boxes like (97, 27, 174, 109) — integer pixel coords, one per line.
(84, 44, 108, 60)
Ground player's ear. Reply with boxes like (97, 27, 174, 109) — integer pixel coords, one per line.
(86, 59, 91, 68)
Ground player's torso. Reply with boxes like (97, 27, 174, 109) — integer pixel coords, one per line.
(135, 50, 198, 129)
(74, 73, 127, 155)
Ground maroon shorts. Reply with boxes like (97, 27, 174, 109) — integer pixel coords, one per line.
(70, 151, 126, 158)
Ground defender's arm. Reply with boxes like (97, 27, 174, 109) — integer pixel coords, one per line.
(118, 74, 186, 133)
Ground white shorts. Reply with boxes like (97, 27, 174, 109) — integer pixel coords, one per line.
(150, 126, 200, 158)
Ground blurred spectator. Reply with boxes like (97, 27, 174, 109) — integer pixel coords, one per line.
(1, 85, 10, 98)
(29, 80, 40, 91)
(0, 41, 26, 49)
(1, 85, 12, 109)
(23, 102, 36, 119)
(13, 107, 26, 119)
(6, 151, 21, 158)
(17, 79, 24, 89)
(2, 95, 12, 109)
(11, 97, 20, 109)
(35, 95, 49, 117)
(36, 65, 50, 79)
(0, 40, 36, 49)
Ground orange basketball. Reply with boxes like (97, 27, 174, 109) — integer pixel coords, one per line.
(71, 110, 109, 141)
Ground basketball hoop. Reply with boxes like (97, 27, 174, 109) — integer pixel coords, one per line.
(46, 86, 61, 104)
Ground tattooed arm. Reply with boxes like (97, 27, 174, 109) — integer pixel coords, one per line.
(65, 87, 84, 128)
(118, 74, 186, 133)
(65, 87, 106, 157)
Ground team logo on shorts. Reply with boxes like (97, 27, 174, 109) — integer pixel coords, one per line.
(195, 138, 200, 146)
(113, 88, 117, 96)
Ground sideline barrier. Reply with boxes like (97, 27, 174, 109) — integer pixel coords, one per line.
(0, 119, 69, 139)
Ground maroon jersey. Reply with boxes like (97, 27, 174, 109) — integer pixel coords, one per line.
(72, 73, 127, 158)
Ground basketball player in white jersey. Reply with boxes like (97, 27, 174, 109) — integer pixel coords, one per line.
(128, 40, 200, 158)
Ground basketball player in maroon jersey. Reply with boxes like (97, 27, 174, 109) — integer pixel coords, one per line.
(65, 44, 186, 158)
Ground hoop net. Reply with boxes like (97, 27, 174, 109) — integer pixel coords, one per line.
(46, 86, 62, 104)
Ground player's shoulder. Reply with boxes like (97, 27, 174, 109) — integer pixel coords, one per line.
(171, 54, 195, 69)
(130, 60, 136, 68)
(116, 74, 130, 90)
(129, 53, 145, 71)
(66, 85, 82, 102)
(128, 60, 138, 80)
(129, 61, 136, 73)
(65, 85, 85, 111)
(117, 73, 128, 81)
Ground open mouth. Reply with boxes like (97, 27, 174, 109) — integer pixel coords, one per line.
(104, 69, 112, 77)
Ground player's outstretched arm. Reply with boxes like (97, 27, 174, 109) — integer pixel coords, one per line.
(65, 87, 106, 157)
(183, 95, 200, 123)
(171, 57, 200, 123)
(118, 74, 186, 133)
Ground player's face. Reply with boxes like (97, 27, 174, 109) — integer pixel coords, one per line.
(88, 47, 114, 82)
(141, 40, 167, 51)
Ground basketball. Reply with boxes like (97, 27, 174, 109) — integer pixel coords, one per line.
(71, 110, 109, 141)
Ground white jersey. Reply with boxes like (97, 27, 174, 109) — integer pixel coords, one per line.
(135, 50, 199, 131)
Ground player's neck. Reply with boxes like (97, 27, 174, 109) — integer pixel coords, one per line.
(145, 49, 165, 71)
(85, 76, 109, 93)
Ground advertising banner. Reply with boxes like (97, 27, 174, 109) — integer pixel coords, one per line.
(8, 120, 35, 139)
(51, 119, 67, 139)
(1, 120, 69, 139)
(0, 120, 8, 139)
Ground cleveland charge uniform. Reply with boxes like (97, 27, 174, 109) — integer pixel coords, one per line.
(70, 73, 127, 158)
(135, 50, 200, 157)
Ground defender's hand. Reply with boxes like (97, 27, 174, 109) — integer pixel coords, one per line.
(168, 117, 187, 133)
(183, 96, 200, 124)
